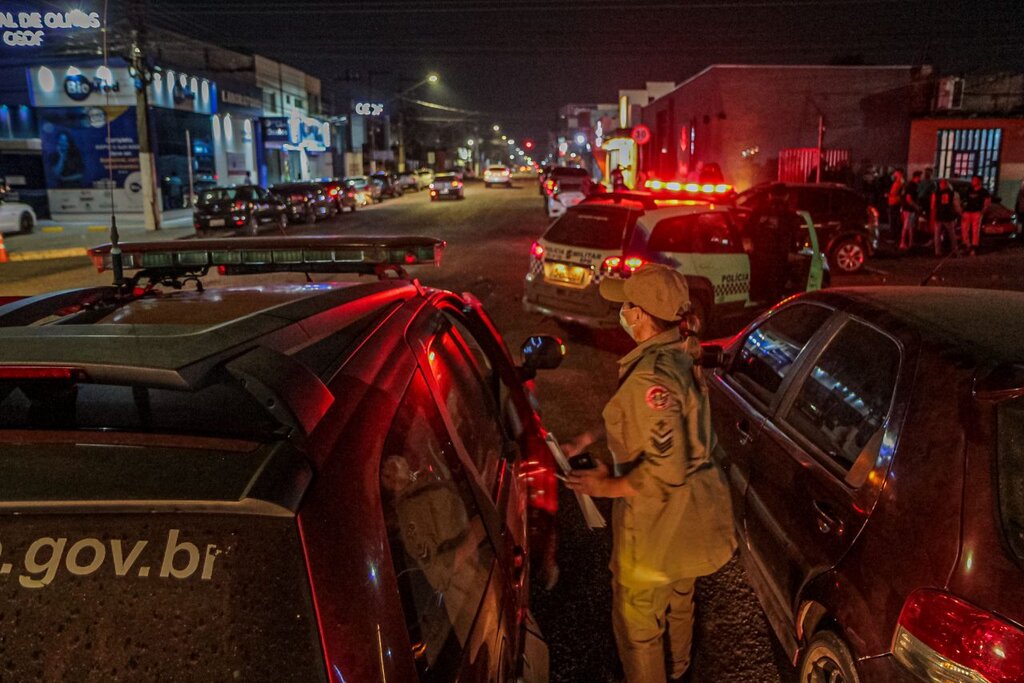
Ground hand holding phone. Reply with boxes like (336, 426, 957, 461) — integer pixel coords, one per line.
(569, 452, 597, 471)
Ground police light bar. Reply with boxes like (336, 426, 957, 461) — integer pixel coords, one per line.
(644, 179, 733, 195)
(87, 236, 445, 276)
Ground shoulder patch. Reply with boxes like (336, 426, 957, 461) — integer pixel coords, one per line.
(645, 385, 671, 410)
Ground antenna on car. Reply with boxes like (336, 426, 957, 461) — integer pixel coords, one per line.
(100, 0, 127, 292)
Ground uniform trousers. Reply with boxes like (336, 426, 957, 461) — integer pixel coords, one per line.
(613, 578, 696, 682)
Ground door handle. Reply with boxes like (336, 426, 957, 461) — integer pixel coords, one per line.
(736, 419, 754, 446)
(812, 500, 844, 536)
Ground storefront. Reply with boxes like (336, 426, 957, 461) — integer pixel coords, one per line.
(27, 60, 217, 216)
(261, 111, 333, 184)
(214, 86, 262, 188)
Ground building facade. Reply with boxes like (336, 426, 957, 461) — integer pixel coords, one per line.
(639, 65, 931, 191)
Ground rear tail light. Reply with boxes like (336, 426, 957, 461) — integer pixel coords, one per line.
(545, 179, 556, 194)
(530, 242, 545, 260)
(0, 366, 86, 381)
(623, 256, 646, 274)
(893, 589, 1024, 683)
(601, 256, 622, 274)
(231, 200, 248, 211)
(328, 187, 340, 196)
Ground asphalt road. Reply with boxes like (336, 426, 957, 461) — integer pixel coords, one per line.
(2, 181, 1023, 682)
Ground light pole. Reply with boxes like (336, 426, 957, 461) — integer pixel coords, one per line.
(392, 73, 438, 172)
(127, 32, 160, 231)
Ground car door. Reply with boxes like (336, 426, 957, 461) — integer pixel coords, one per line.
(377, 367, 504, 682)
(690, 211, 751, 307)
(796, 187, 839, 245)
(746, 314, 903, 621)
(711, 302, 836, 543)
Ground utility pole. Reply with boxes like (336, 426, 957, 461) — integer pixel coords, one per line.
(127, 0, 160, 230)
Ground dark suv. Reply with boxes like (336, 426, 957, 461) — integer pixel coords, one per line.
(705, 287, 1024, 683)
(270, 182, 336, 224)
(731, 182, 879, 274)
(193, 185, 288, 236)
(0, 236, 562, 682)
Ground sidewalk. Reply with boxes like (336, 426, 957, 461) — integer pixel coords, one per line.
(2, 210, 195, 262)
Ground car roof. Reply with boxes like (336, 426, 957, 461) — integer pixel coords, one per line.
(638, 202, 724, 223)
(800, 287, 1024, 364)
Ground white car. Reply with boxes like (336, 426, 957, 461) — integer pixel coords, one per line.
(484, 165, 512, 188)
(414, 168, 434, 190)
(0, 198, 36, 234)
(542, 167, 592, 218)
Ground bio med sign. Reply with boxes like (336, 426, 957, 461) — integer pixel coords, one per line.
(1, 8, 101, 48)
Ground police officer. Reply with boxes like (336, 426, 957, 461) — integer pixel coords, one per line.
(566, 264, 736, 683)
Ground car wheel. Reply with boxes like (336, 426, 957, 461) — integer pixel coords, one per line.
(19, 212, 34, 234)
(246, 214, 259, 236)
(799, 631, 861, 683)
(829, 238, 866, 274)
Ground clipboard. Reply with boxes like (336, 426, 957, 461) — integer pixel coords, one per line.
(544, 432, 607, 529)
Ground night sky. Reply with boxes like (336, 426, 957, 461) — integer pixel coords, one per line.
(140, 0, 1017, 141)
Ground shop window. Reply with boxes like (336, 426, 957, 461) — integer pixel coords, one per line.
(935, 128, 1001, 192)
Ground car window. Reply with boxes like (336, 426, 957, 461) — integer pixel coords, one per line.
(796, 188, 832, 218)
(728, 303, 834, 409)
(543, 206, 635, 250)
(997, 397, 1024, 568)
(380, 369, 496, 682)
(735, 188, 765, 208)
(428, 323, 506, 489)
(783, 320, 900, 479)
(647, 215, 698, 253)
(694, 212, 744, 254)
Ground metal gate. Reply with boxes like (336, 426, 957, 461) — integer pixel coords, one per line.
(935, 128, 1002, 192)
(778, 148, 851, 183)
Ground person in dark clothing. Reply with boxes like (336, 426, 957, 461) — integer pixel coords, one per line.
(961, 175, 991, 256)
(886, 169, 905, 242)
(747, 184, 799, 303)
(900, 171, 922, 250)
(611, 165, 626, 191)
(931, 178, 962, 257)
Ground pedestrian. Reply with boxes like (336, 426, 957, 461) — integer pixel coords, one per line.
(887, 168, 905, 243)
(565, 264, 736, 683)
(961, 175, 991, 256)
(746, 183, 799, 303)
(917, 167, 936, 245)
(900, 171, 923, 250)
(931, 178, 962, 257)
(611, 165, 626, 191)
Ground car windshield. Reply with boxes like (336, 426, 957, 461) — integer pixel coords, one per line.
(543, 205, 637, 249)
(997, 397, 1024, 567)
(197, 187, 251, 204)
(734, 187, 764, 207)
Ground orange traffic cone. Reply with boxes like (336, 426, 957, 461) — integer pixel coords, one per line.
(0, 233, 8, 264)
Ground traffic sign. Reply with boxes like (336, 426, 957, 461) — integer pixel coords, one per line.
(631, 125, 651, 145)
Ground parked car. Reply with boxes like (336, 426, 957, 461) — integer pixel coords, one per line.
(523, 195, 824, 333)
(415, 168, 435, 190)
(315, 178, 358, 213)
(371, 171, 403, 198)
(0, 195, 36, 234)
(0, 235, 563, 682)
(704, 286, 1024, 683)
(542, 167, 592, 218)
(538, 165, 554, 196)
(397, 171, 420, 193)
(344, 176, 381, 206)
(193, 185, 288, 236)
(730, 182, 879, 274)
(429, 172, 465, 200)
(484, 165, 512, 188)
(269, 182, 336, 224)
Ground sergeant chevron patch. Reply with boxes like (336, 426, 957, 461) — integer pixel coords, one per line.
(651, 419, 673, 455)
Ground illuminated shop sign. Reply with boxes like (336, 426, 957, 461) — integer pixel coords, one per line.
(354, 102, 384, 116)
(1, 9, 100, 48)
(262, 113, 331, 152)
(30, 65, 215, 114)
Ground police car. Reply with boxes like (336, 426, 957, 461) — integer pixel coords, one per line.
(523, 191, 822, 331)
(0, 236, 560, 682)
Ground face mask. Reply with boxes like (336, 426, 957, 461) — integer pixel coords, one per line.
(619, 308, 635, 340)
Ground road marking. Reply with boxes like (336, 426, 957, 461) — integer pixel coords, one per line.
(41, 226, 64, 233)
(7, 247, 88, 262)
(87, 225, 108, 232)
(863, 265, 891, 276)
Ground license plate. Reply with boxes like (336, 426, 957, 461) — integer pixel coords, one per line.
(208, 218, 225, 227)
(544, 262, 587, 286)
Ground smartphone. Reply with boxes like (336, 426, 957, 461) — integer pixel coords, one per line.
(569, 452, 597, 471)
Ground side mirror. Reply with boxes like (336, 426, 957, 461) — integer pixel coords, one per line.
(519, 335, 565, 379)
(698, 343, 726, 369)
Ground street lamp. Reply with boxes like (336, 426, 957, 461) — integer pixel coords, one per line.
(466, 139, 474, 146)
(427, 73, 439, 84)
(392, 72, 440, 172)
(493, 124, 500, 132)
